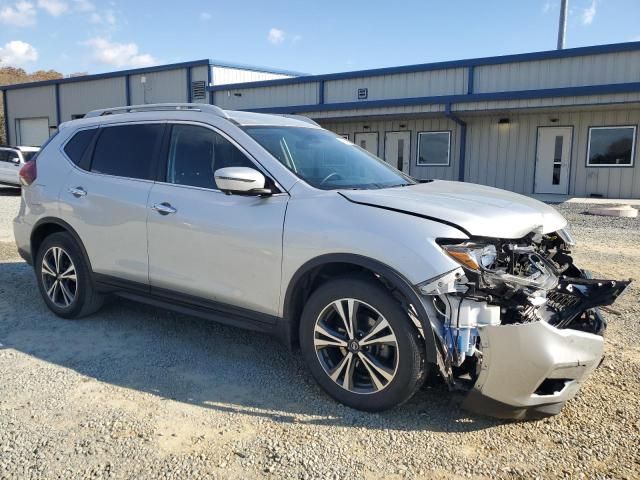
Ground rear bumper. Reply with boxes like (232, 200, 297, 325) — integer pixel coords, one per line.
(462, 320, 604, 420)
(13, 215, 32, 265)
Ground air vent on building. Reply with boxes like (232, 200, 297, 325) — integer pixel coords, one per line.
(191, 80, 207, 100)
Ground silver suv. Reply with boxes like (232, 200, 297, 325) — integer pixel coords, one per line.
(14, 104, 629, 419)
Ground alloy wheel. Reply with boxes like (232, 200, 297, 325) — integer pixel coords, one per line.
(41, 246, 77, 308)
(313, 298, 399, 394)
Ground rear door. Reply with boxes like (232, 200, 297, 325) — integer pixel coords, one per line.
(59, 122, 164, 285)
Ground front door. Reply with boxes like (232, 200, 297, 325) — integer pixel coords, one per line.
(535, 127, 572, 194)
(146, 123, 287, 318)
(384, 131, 411, 174)
(354, 132, 379, 156)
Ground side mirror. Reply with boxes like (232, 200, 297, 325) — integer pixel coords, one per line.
(11, 157, 21, 166)
(214, 167, 272, 196)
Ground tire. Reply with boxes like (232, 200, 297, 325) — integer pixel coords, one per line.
(299, 276, 426, 411)
(34, 232, 104, 319)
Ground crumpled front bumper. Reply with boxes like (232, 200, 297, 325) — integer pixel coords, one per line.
(462, 320, 604, 420)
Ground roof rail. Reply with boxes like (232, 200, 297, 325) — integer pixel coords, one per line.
(84, 103, 230, 119)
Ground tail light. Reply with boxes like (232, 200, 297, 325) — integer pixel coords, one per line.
(19, 160, 37, 186)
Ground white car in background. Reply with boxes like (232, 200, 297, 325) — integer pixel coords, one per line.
(0, 146, 40, 186)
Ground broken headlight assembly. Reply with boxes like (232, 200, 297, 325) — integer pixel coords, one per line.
(422, 232, 631, 369)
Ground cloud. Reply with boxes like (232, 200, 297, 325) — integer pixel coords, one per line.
(83, 37, 156, 68)
(542, 1, 555, 13)
(582, 0, 596, 25)
(0, 1, 37, 26)
(199, 12, 211, 21)
(0, 40, 38, 65)
(37, 0, 68, 16)
(267, 27, 285, 45)
(89, 9, 115, 24)
(72, 0, 94, 11)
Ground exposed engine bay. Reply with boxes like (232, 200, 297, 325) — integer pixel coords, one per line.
(420, 228, 631, 376)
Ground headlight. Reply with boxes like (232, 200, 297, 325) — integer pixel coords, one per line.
(441, 243, 497, 272)
(557, 226, 576, 247)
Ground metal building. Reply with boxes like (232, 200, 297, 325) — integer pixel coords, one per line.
(0, 59, 302, 147)
(2, 42, 640, 198)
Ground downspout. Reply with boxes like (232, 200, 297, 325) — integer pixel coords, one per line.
(186, 67, 192, 103)
(444, 103, 467, 182)
(2, 89, 9, 145)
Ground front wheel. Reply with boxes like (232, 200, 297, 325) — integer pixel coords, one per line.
(299, 277, 426, 411)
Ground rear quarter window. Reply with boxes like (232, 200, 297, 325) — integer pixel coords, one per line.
(63, 129, 96, 165)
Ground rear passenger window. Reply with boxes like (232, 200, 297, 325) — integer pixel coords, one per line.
(166, 124, 255, 189)
(91, 124, 163, 179)
(64, 129, 95, 165)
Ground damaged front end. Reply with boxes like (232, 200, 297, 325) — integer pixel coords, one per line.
(418, 227, 630, 420)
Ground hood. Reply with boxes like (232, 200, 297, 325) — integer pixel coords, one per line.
(340, 180, 567, 239)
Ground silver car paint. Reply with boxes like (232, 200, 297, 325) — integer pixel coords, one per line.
(470, 321, 603, 407)
(341, 180, 568, 238)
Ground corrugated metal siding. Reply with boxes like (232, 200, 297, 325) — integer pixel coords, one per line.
(474, 51, 640, 93)
(305, 103, 445, 120)
(212, 66, 293, 85)
(59, 77, 126, 121)
(464, 109, 640, 198)
(5, 86, 56, 144)
(319, 117, 460, 181)
(324, 68, 466, 103)
(129, 68, 187, 105)
(214, 83, 319, 110)
(457, 92, 640, 112)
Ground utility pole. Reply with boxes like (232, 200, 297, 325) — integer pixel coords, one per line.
(557, 0, 568, 50)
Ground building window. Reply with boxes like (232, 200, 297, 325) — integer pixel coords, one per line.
(417, 131, 450, 166)
(586, 126, 636, 167)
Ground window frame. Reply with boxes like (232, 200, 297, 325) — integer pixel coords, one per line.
(158, 121, 280, 195)
(585, 125, 637, 168)
(416, 130, 451, 167)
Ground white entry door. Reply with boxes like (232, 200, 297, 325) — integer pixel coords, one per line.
(17, 117, 50, 146)
(535, 127, 572, 194)
(354, 132, 379, 156)
(384, 131, 411, 174)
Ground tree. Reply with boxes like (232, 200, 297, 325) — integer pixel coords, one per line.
(0, 67, 63, 144)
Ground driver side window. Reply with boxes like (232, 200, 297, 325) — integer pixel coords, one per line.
(167, 124, 255, 190)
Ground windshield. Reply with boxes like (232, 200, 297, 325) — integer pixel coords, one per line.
(244, 126, 415, 190)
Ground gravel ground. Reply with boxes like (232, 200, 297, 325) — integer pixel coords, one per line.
(0, 193, 638, 480)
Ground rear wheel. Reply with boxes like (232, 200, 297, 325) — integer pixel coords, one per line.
(299, 276, 426, 411)
(35, 232, 103, 319)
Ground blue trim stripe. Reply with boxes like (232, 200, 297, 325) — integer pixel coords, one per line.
(242, 82, 640, 114)
(209, 41, 640, 92)
(0, 59, 210, 91)
(125, 74, 131, 106)
(55, 84, 61, 126)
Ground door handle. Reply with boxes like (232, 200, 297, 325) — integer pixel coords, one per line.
(68, 187, 87, 198)
(151, 202, 177, 215)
